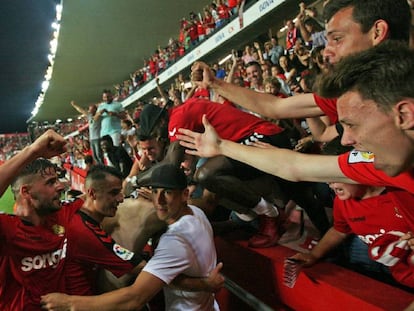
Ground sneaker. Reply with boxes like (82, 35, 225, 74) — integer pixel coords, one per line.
(248, 212, 287, 248)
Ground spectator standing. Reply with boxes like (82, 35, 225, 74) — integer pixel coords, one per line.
(70, 101, 102, 164)
(285, 19, 301, 53)
(216, 0, 230, 28)
(227, 0, 240, 15)
(95, 89, 125, 147)
(203, 8, 215, 35)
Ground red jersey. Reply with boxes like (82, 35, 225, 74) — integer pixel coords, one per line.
(168, 98, 283, 142)
(228, 0, 239, 9)
(196, 20, 206, 36)
(65, 210, 141, 295)
(204, 15, 215, 30)
(217, 4, 230, 20)
(334, 189, 414, 288)
(0, 200, 82, 311)
(188, 23, 198, 41)
(313, 94, 338, 124)
(338, 151, 414, 193)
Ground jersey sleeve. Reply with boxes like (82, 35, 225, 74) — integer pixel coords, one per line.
(338, 151, 414, 193)
(313, 94, 338, 124)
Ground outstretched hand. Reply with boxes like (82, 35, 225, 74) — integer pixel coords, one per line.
(177, 115, 222, 158)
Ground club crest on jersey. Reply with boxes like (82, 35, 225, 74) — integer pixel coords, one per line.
(113, 243, 134, 261)
(52, 224, 65, 236)
(348, 151, 375, 163)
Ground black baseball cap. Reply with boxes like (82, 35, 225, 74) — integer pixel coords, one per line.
(149, 163, 187, 190)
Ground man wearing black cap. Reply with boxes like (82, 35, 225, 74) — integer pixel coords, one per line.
(42, 163, 221, 311)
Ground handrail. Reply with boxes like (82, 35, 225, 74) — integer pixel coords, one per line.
(223, 274, 276, 311)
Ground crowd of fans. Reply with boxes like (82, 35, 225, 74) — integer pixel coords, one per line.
(0, 134, 30, 161)
(114, 0, 250, 101)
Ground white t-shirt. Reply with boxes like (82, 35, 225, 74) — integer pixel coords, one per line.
(143, 205, 219, 311)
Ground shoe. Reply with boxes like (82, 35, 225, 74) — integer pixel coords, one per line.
(248, 211, 287, 248)
(279, 209, 304, 244)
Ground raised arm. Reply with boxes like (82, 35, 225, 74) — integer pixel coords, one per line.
(177, 115, 351, 183)
(191, 61, 324, 119)
(70, 100, 88, 116)
(225, 50, 239, 84)
(0, 130, 66, 196)
(155, 77, 168, 103)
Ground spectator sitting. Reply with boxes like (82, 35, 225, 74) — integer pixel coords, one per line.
(263, 77, 286, 99)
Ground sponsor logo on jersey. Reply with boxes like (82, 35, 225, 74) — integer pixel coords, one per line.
(358, 229, 387, 244)
(21, 238, 67, 272)
(113, 243, 134, 261)
(348, 151, 375, 163)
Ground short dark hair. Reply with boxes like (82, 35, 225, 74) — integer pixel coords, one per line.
(317, 41, 414, 112)
(11, 158, 58, 197)
(84, 155, 94, 165)
(85, 164, 123, 190)
(323, 0, 411, 44)
(101, 135, 114, 145)
(303, 17, 324, 32)
(121, 119, 132, 127)
(245, 61, 261, 70)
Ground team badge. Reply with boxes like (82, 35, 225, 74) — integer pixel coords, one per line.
(113, 243, 134, 261)
(348, 151, 375, 163)
(52, 224, 65, 236)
